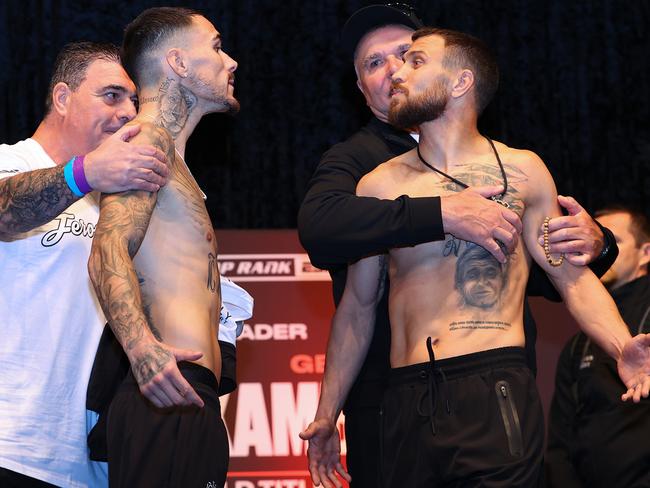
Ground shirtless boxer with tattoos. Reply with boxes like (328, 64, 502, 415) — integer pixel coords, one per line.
(88, 7, 238, 487)
(301, 28, 650, 488)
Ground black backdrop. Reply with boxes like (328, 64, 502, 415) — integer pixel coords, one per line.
(1, 0, 648, 228)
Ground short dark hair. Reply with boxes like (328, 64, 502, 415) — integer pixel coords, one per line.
(412, 27, 499, 114)
(122, 7, 200, 89)
(596, 205, 650, 248)
(45, 42, 121, 114)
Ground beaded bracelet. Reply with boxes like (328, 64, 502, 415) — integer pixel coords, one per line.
(543, 217, 565, 266)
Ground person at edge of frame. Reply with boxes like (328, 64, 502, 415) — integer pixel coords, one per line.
(0, 41, 168, 488)
(546, 205, 650, 488)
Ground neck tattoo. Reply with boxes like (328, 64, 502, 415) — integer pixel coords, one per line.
(416, 135, 510, 208)
(139, 96, 159, 105)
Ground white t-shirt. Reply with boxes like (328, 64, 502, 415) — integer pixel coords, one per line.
(0, 139, 107, 487)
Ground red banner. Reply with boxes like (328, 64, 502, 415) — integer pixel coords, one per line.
(218, 230, 346, 488)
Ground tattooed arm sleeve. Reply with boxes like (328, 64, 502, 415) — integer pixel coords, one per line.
(0, 166, 78, 236)
(88, 124, 174, 386)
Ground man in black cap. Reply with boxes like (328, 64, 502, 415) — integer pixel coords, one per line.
(298, 4, 616, 487)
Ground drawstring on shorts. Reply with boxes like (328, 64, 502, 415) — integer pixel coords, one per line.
(416, 337, 452, 436)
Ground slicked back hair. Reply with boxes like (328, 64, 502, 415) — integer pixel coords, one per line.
(412, 27, 499, 114)
(45, 42, 121, 115)
(122, 6, 200, 89)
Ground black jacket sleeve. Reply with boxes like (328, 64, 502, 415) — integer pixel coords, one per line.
(526, 221, 619, 301)
(298, 130, 444, 270)
(545, 337, 583, 487)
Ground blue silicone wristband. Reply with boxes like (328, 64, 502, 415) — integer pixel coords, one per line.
(63, 158, 84, 197)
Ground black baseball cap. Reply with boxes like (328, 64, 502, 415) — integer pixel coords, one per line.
(341, 3, 424, 59)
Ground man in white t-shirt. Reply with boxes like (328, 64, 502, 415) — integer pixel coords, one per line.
(0, 42, 174, 488)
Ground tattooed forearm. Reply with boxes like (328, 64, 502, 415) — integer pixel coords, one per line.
(88, 191, 159, 366)
(449, 320, 511, 331)
(0, 166, 77, 235)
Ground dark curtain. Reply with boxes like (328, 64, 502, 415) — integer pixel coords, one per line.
(1, 0, 648, 228)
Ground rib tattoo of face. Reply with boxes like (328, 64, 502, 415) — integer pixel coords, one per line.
(454, 244, 508, 309)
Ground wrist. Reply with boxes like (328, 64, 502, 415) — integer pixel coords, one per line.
(596, 232, 610, 260)
(63, 156, 93, 197)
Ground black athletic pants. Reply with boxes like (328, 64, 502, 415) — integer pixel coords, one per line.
(381, 347, 544, 488)
(107, 361, 228, 488)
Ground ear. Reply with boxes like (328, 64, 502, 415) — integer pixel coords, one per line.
(165, 47, 189, 79)
(451, 69, 474, 100)
(51, 82, 70, 116)
(639, 242, 650, 267)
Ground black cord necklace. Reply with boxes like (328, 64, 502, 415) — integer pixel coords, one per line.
(416, 136, 510, 208)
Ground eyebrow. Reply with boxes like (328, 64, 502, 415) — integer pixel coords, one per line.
(405, 49, 426, 58)
(362, 43, 412, 65)
(100, 84, 129, 94)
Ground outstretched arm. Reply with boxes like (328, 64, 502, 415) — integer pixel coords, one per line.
(0, 123, 168, 236)
(522, 154, 650, 402)
(300, 254, 386, 487)
(88, 123, 203, 409)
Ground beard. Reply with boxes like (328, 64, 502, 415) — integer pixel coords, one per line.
(190, 72, 241, 115)
(224, 95, 240, 115)
(388, 75, 450, 130)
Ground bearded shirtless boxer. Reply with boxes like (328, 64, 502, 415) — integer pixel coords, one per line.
(301, 27, 650, 488)
(88, 7, 238, 487)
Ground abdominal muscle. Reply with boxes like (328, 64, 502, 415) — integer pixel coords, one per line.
(387, 239, 529, 367)
(144, 281, 221, 380)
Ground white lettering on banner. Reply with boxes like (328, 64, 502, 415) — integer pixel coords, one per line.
(218, 254, 331, 282)
(228, 382, 346, 457)
(239, 323, 308, 341)
(236, 260, 293, 275)
(271, 383, 319, 456)
(232, 383, 274, 456)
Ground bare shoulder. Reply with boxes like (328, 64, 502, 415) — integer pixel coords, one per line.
(492, 140, 548, 175)
(357, 152, 415, 198)
(492, 140, 557, 206)
(129, 120, 174, 165)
